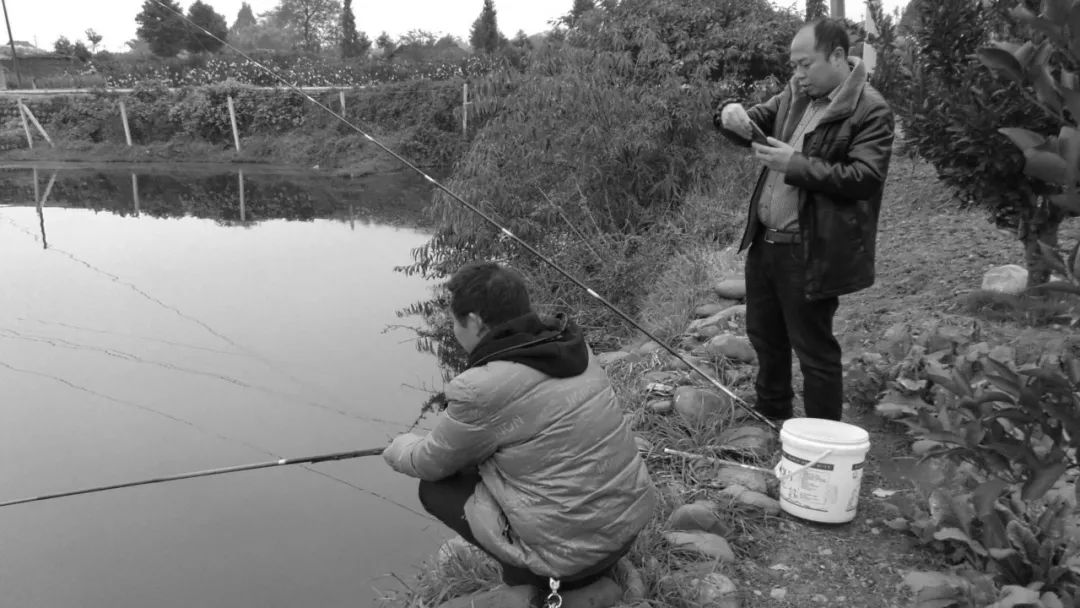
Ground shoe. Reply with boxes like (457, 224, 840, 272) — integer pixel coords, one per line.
(751, 405, 791, 424)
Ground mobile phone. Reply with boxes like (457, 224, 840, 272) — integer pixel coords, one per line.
(749, 121, 769, 145)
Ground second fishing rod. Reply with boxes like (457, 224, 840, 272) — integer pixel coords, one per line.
(151, 0, 778, 433)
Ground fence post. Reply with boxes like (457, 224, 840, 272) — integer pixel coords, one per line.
(120, 100, 133, 147)
(227, 95, 241, 152)
(20, 102, 53, 147)
(17, 99, 32, 149)
(339, 90, 346, 115)
(462, 82, 469, 134)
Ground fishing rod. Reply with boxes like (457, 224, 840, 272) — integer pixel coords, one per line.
(149, 1, 777, 433)
(0, 447, 385, 508)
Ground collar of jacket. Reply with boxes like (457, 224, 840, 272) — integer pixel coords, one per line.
(781, 57, 868, 138)
(466, 312, 589, 378)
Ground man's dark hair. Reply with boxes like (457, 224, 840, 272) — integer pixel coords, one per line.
(446, 262, 532, 326)
(807, 18, 850, 58)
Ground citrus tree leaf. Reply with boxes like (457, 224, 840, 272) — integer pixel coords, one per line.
(974, 479, 1011, 517)
(980, 48, 1027, 84)
(999, 127, 1048, 151)
(1023, 148, 1070, 184)
(1022, 461, 1069, 500)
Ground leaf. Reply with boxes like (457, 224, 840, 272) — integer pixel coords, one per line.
(998, 127, 1048, 151)
(1034, 65, 1064, 115)
(1040, 591, 1066, 608)
(992, 585, 1042, 607)
(973, 479, 1011, 518)
(883, 517, 910, 531)
(1060, 127, 1080, 184)
(898, 377, 928, 391)
(876, 401, 920, 418)
(1063, 86, 1080, 123)
(1045, 0, 1071, 23)
(1029, 280, 1080, 295)
(1023, 148, 1070, 184)
(979, 47, 1026, 84)
(1040, 240, 1070, 273)
(1049, 192, 1080, 213)
(1013, 4, 1066, 40)
(1022, 461, 1069, 500)
(989, 547, 1019, 559)
(934, 527, 988, 555)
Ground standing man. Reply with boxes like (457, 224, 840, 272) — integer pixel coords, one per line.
(714, 18, 894, 422)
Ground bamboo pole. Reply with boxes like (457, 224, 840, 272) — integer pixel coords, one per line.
(226, 95, 241, 152)
(119, 100, 133, 147)
(339, 90, 346, 115)
(17, 98, 31, 148)
(20, 101, 53, 147)
(32, 166, 38, 203)
(1, 0, 22, 88)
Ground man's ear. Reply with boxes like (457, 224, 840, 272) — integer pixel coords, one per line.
(469, 312, 488, 335)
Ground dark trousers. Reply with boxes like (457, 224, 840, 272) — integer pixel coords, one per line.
(745, 234, 843, 420)
(418, 472, 632, 591)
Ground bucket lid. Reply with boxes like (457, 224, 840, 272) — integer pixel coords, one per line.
(781, 418, 869, 445)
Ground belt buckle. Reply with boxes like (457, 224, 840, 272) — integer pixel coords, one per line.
(764, 229, 779, 244)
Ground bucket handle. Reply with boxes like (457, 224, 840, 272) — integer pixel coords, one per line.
(774, 449, 834, 482)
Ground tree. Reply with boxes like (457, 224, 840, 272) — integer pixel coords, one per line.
(469, 0, 505, 54)
(565, 0, 595, 27)
(375, 30, 395, 55)
(974, 0, 1080, 287)
(185, 0, 229, 54)
(806, 0, 827, 20)
(511, 29, 531, 50)
(135, 0, 188, 57)
(339, 0, 366, 57)
(53, 36, 74, 56)
(85, 29, 102, 53)
(72, 41, 91, 62)
(270, 0, 342, 52)
(900, 0, 1064, 286)
(232, 2, 257, 32)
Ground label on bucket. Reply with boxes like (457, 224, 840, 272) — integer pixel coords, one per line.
(777, 452, 865, 514)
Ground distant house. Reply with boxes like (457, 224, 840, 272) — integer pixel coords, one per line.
(0, 41, 83, 88)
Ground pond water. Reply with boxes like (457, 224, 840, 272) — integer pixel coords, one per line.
(0, 163, 451, 608)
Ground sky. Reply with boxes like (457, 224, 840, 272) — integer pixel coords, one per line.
(7, 0, 909, 53)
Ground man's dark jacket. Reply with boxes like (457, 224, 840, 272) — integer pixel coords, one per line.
(713, 58, 894, 301)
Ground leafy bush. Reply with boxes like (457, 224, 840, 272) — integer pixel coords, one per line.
(870, 321, 1080, 605)
(899, 0, 1068, 285)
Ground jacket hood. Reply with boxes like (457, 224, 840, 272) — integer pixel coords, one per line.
(467, 312, 589, 378)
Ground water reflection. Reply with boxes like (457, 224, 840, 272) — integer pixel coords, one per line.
(0, 164, 450, 608)
(0, 162, 434, 228)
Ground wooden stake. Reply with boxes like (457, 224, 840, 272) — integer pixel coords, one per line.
(20, 102, 53, 147)
(462, 82, 468, 134)
(120, 100, 133, 147)
(339, 90, 346, 115)
(227, 95, 241, 152)
(17, 99, 31, 149)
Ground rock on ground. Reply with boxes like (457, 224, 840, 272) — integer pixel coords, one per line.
(663, 530, 736, 562)
(710, 465, 771, 495)
(659, 566, 740, 608)
(436, 585, 535, 608)
(981, 264, 1028, 295)
(716, 484, 781, 515)
(717, 425, 775, 457)
(699, 334, 756, 363)
(672, 387, 733, 423)
(667, 500, 730, 536)
(714, 277, 747, 300)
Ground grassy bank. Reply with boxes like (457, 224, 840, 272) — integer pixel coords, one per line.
(379, 148, 1080, 607)
(0, 78, 469, 178)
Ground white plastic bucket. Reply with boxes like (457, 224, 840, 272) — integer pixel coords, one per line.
(774, 418, 870, 524)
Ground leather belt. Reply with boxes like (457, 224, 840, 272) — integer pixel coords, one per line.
(762, 228, 801, 244)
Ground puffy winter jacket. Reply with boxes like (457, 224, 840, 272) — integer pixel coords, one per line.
(384, 313, 657, 578)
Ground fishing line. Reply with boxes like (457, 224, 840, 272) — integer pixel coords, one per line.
(0, 326, 408, 429)
(0, 213, 414, 431)
(0, 356, 431, 519)
(148, 0, 777, 432)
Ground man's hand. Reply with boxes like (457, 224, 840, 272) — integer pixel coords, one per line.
(720, 103, 754, 140)
(383, 432, 424, 475)
(752, 137, 796, 173)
